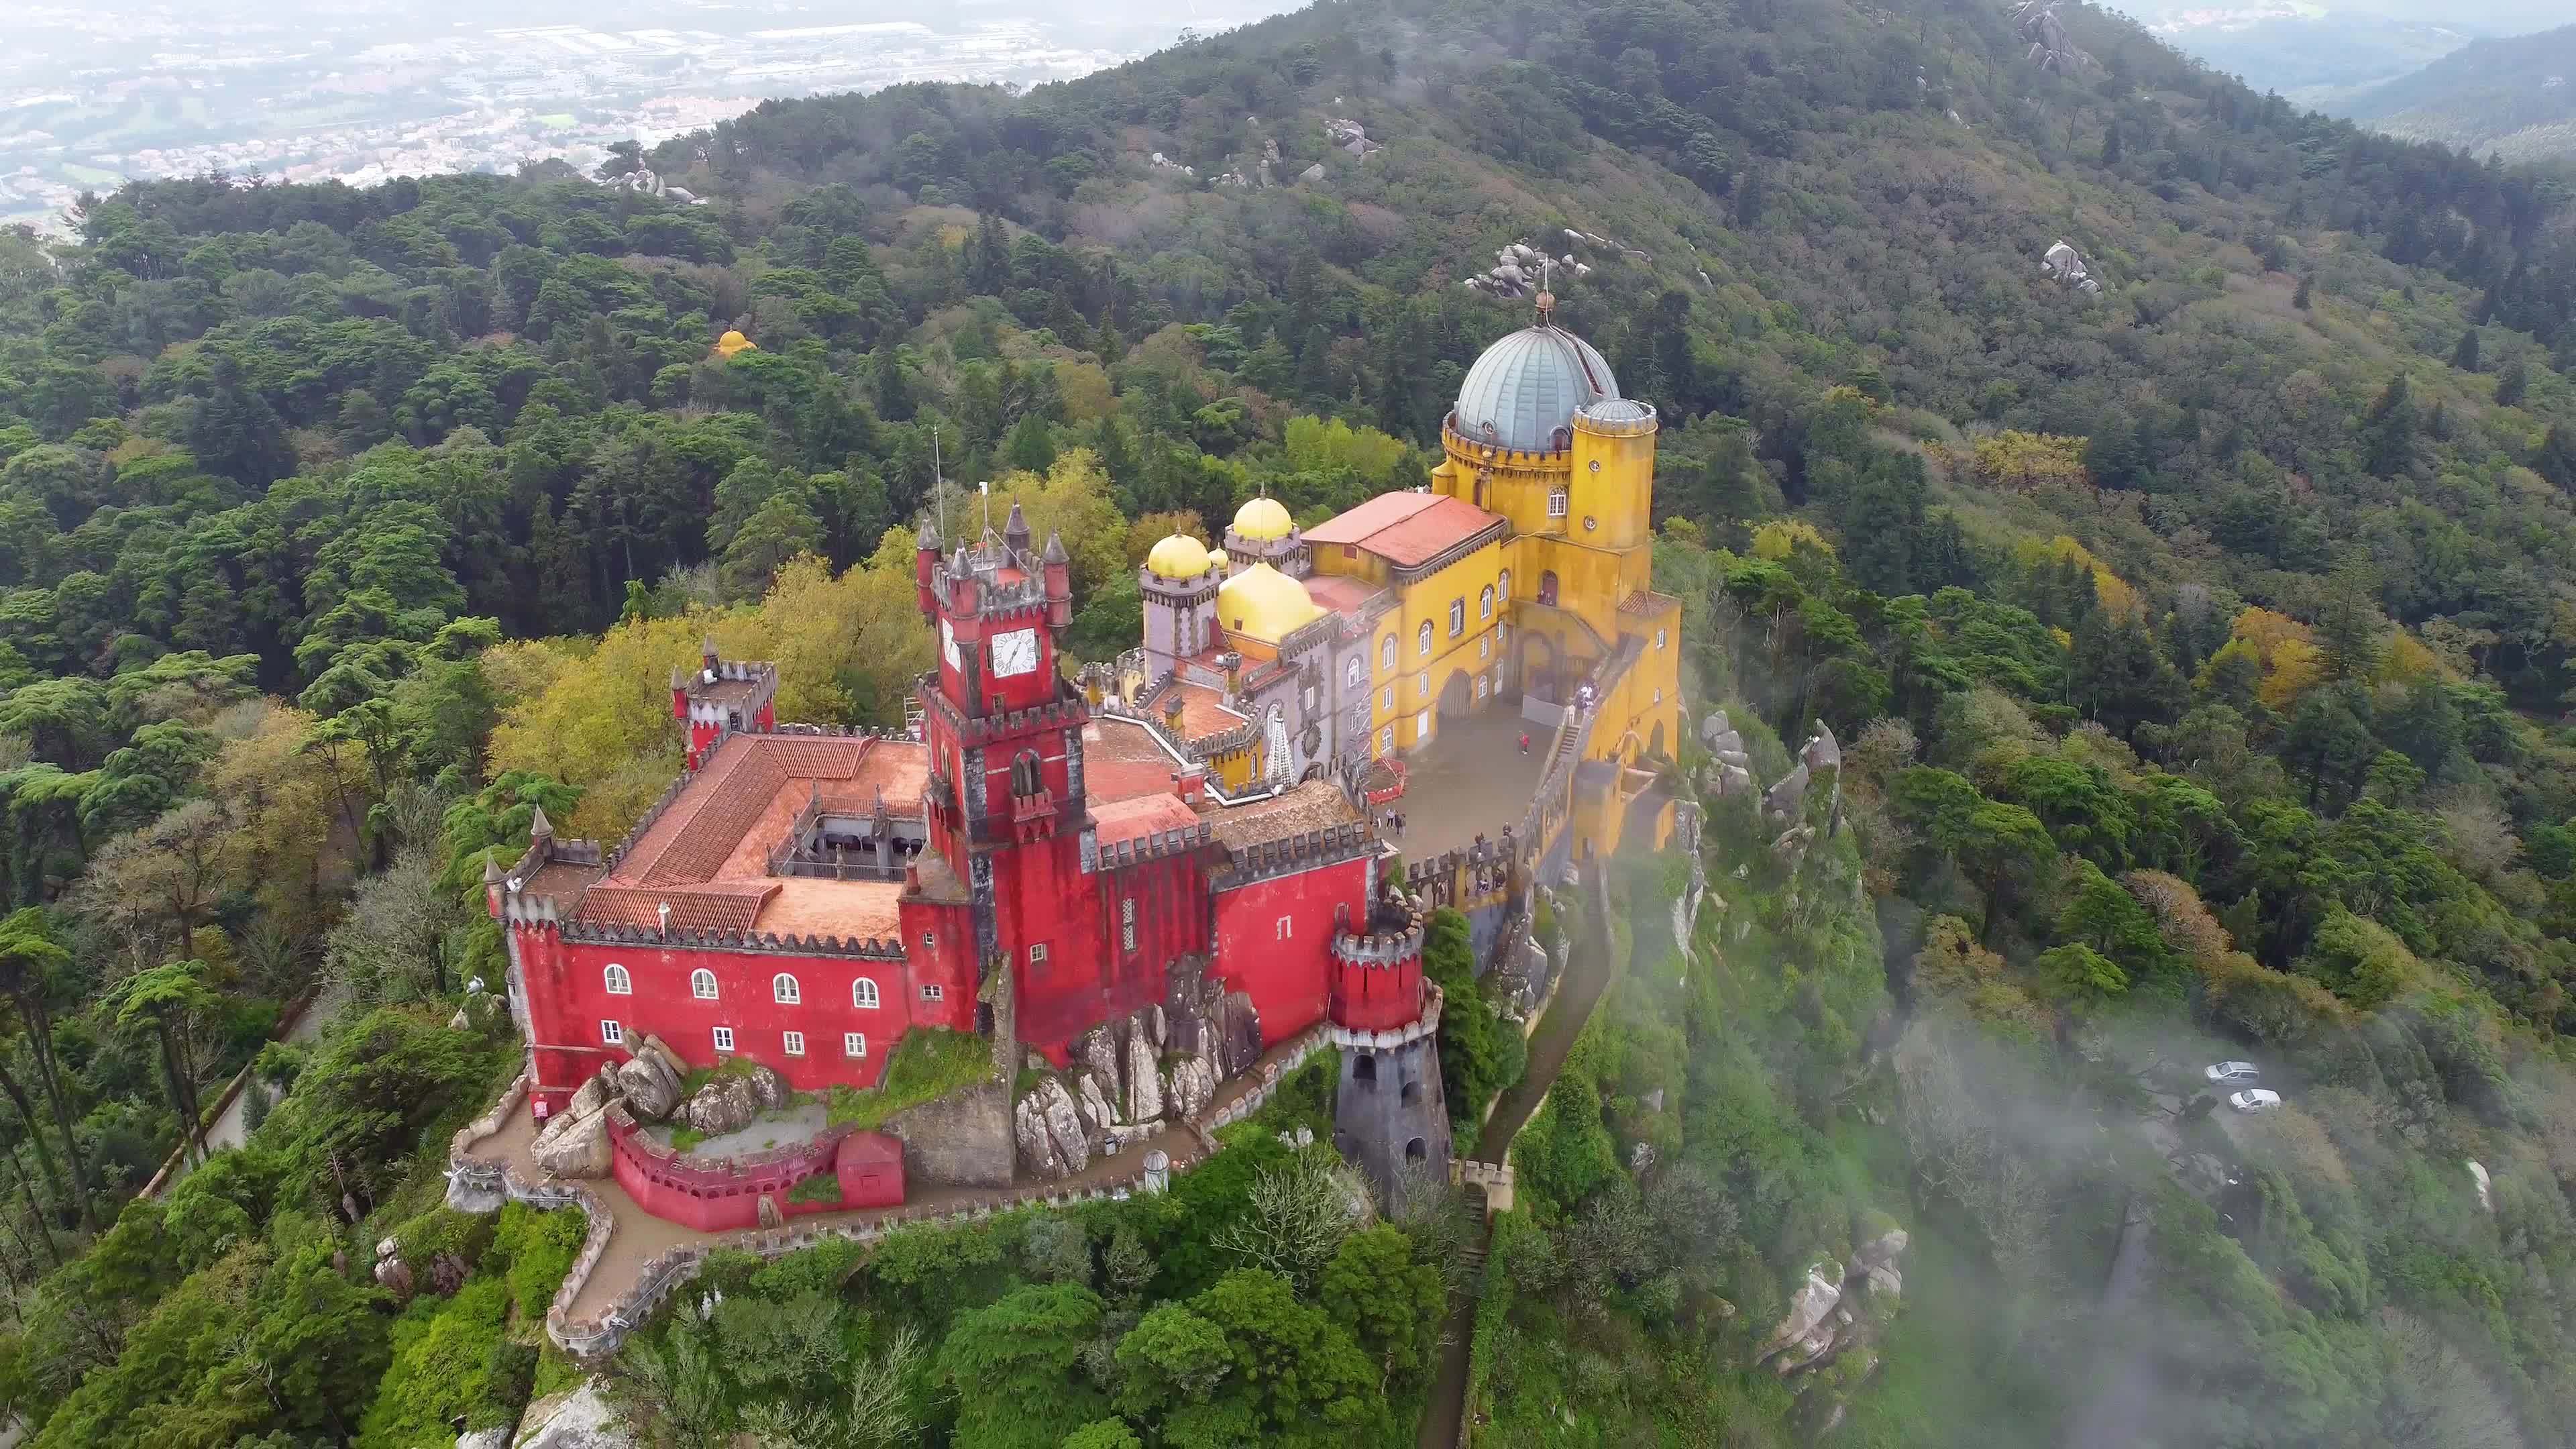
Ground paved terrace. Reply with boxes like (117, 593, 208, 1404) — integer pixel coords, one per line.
(1382, 708, 1553, 861)
(466, 1028, 1336, 1330)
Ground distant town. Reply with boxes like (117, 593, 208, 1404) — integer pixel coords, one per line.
(1, 1, 1291, 231)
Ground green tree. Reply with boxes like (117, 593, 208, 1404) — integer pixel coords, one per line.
(1319, 1226, 1444, 1389)
(938, 1282, 1110, 1449)
(105, 959, 217, 1169)
(0, 910, 93, 1230)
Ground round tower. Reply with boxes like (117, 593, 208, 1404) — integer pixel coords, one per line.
(1328, 898, 1452, 1202)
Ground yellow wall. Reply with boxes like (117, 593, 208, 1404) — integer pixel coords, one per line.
(1335, 543, 1510, 752)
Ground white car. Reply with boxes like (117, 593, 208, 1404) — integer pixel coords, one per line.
(2204, 1061, 2261, 1086)
(2228, 1089, 2282, 1114)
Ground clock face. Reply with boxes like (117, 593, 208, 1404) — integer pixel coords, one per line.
(991, 627, 1040, 678)
(941, 619, 960, 670)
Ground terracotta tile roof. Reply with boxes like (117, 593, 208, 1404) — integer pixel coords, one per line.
(1619, 590, 1680, 616)
(1303, 493, 1503, 569)
(574, 734, 928, 936)
(1093, 794, 1200, 846)
(1082, 719, 1185, 806)
(1171, 682, 1246, 743)
(1303, 574, 1385, 617)
(1205, 779, 1362, 851)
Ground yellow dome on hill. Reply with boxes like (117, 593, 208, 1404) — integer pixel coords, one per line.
(716, 329, 757, 358)
(1217, 561, 1324, 643)
(1232, 496, 1294, 541)
(1145, 534, 1212, 580)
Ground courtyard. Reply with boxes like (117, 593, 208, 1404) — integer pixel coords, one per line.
(1379, 705, 1555, 862)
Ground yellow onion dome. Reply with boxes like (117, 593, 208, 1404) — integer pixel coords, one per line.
(1216, 561, 1325, 643)
(1231, 495, 1295, 542)
(1145, 533, 1213, 580)
(1208, 548, 1230, 574)
(715, 329, 757, 358)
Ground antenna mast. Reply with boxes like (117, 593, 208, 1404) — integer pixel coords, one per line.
(1534, 256, 1556, 327)
(932, 427, 948, 552)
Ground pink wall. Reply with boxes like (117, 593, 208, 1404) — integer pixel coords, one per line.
(1212, 855, 1370, 1046)
(606, 1115, 904, 1232)
(1330, 953, 1424, 1032)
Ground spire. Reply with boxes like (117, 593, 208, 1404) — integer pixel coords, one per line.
(528, 804, 555, 845)
(1004, 500, 1031, 553)
(482, 849, 504, 885)
(701, 635, 719, 666)
(1042, 530, 1067, 565)
(918, 508, 941, 550)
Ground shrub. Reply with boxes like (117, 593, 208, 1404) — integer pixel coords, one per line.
(356, 1277, 510, 1449)
(786, 1171, 843, 1208)
(492, 1203, 588, 1320)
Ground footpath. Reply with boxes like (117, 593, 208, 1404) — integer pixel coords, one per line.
(1417, 869, 1619, 1449)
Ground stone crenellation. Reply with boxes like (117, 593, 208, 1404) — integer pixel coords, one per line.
(1212, 822, 1375, 891)
(554, 920, 908, 959)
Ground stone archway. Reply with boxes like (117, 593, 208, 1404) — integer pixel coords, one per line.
(1519, 630, 1563, 706)
(1438, 669, 1473, 721)
(1650, 721, 1666, 757)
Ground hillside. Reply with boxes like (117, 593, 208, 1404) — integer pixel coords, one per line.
(2341, 21, 2576, 161)
(4, 0, 2576, 1445)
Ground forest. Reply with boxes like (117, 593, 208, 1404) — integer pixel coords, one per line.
(1, 0, 2575, 1441)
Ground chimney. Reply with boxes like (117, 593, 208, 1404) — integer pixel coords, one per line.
(1175, 767, 1206, 805)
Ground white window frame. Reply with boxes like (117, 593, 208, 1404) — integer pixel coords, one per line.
(1477, 674, 1489, 700)
(1030, 943, 1050, 965)
(1548, 487, 1568, 519)
(600, 1019, 623, 1045)
(783, 1030, 806, 1057)
(922, 983, 945, 1002)
(1381, 635, 1395, 671)
(1379, 725, 1394, 755)
(690, 968, 718, 1000)
(1448, 599, 1464, 637)
(921, 930, 936, 949)
(844, 1032, 867, 1059)
(1346, 657, 1364, 687)
(712, 1026, 735, 1053)
(1656, 627, 1668, 649)
(773, 972, 800, 1004)
(1480, 585, 1493, 619)
(853, 977, 879, 1009)
(1414, 709, 1429, 740)
(603, 963, 631, 996)
(1417, 621, 1433, 657)
(1381, 684, 1394, 712)
(1479, 636, 1490, 661)
(1499, 569, 1510, 602)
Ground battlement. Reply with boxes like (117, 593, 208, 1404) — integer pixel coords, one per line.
(1214, 822, 1376, 891)
(555, 918, 908, 959)
(1082, 822, 1216, 874)
(1331, 906, 1425, 968)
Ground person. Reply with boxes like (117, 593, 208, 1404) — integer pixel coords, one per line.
(1518, 731, 1531, 753)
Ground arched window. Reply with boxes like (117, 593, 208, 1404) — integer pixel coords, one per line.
(1405, 1136, 1428, 1162)
(1011, 750, 1041, 797)
(773, 973, 800, 1005)
(1498, 569, 1511, 603)
(1354, 1055, 1377, 1086)
(603, 963, 631, 996)
(1547, 486, 1568, 519)
(1381, 635, 1397, 670)
(1401, 1080, 1422, 1104)
(853, 977, 879, 1009)
(1416, 621, 1434, 657)
(1448, 599, 1465, 637)
(1538, 571, 1559, 606)
(690, 969, 717, 1000)
(1479, 585, 1493, 620)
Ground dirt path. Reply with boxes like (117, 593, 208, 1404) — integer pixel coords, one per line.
(1417, 869, 1619, 1449)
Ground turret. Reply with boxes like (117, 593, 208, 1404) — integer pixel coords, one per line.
(1004, 501, 1032, 560)
(1042, 531, 1072, 631)
(915, 512, 943, 621)
(482, 849, 506, 918)
(1328, 898, 1426, 1034)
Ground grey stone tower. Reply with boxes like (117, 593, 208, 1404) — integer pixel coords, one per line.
(1328, 899, 1452, 1202)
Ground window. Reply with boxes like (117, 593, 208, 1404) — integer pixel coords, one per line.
(1548, 487, 1568, 519)
(600, 1020, 623, 1045)
(1354, 1055, 1377, 1085)
(1479, 636, 1490, 661)
(1477, 674, 1489, 700)
(1654, 687, 1664, 704)
(1499, 569, 1511, 602)
(1381, 685, 1395, 712)
(1479, 585, 1494, 620)
(844, 1032, 867, 1058)
(1381, 635, 1396, 671)
(1276, 916, 1293, 941)
(1122, 897, 1138, 952)
(1656, 627, 1668, 649)
(691, 968, 717, 1000)
(1416, 621, 1433, 657)
(603, 963, 631, 996)
(853, 977, 879, 1009)
(1415, 670, 1428, 697)
(1448, 599, 1465, 637)
(1379, 726, 1394, 754)
(1413, 709, 1429, 740)
(773, 973, 801, 1004)
(921, 931, 936, 949)
(712, 1026, 735, 1053)
(1030, 943, 1049, 966)
(1538, 571, 1559, 606)
(1346, 657, 1363, 688)
(921, 983, 945, 1002)
(783, 1030, 806, 1057)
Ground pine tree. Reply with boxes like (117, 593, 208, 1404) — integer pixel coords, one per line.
(2536, 423, 2576, 494)
(871, 347, 913, 422)
(2451, 328, 2480, 372)
(2494, 360, 2528, 408)
(2101, 123, 2122, 166)
(2362, 374, 2416, 477)
(2292, 274, 2312, 310)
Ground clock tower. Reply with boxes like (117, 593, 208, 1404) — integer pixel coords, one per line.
(912, 505, 1092, 1041)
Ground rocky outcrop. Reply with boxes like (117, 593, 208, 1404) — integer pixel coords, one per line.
(614, 1055, 681, 1122)
(1014, 1077, 1091, 1179)
(883, 1080, 1014, 1187)
(741, 1062, 792, 1112)
(2469, 1160, 2493, 1214)
(1165, 1055, 1217, 1121)
(2041, 239, 2102, 293)
(457, 1429, 511, 1449)
(1077, 1071, 1118, 1136)
(512, 1379, 633, 1448)
(532, 1105, 612, 1179)
(567, 1069, 610, 1122)
(1124, 1032, 1164, 1124)
(1078, 1027, 1122, 1097)
(1754, 1215, 1911, 1430)
(682, 1077, 756, 1137)
(1758, 1259, 1845, 1373)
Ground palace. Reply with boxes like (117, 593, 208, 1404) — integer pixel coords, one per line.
(488, 308, 1682, 1220)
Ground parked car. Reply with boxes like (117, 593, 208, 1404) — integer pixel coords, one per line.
(2228, 1088, 2282, 1114)
(2204, 1061, 2261, 1086)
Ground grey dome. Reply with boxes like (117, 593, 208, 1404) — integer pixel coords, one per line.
(1453, 324, 1619, 453)
(1580, 398, 1654, 424)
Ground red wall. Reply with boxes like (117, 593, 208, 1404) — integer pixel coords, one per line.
(517, 923, 975, 1106)
(1211, 855, 1370, 1046)
(1330, 953, 1424, 1032)
(606, 1116, 904, 1232)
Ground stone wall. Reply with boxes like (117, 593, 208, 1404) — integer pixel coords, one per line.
(882, 1079, 1014, 1187)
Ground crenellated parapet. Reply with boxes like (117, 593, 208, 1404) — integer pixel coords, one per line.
(1211, 822, 1377, 892)
(1080, 821, 1216, 875)
(553, 920, 908, 959)
(1330, 914, 1426, 969)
